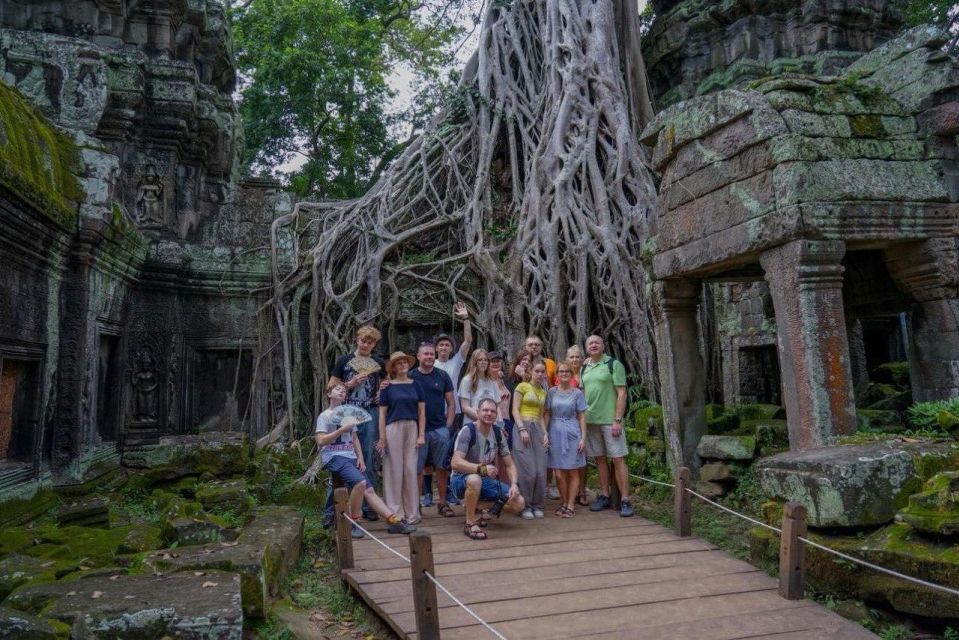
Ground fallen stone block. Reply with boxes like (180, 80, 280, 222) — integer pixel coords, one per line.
(0, 554, 71, 600)
(693, 480, 726, 498)
(196, 480, 254, 514)
(169, 517, 236, 546)
(55, 496, 110, 528)
(699, 462, 733, 483)
(756, 442, 956, 527)
(142, 506, 304, 617)
(696, 435, 756, 461)
(5, 571, 243, 639)
(896, 471, 959, 535)
(0, 606, 64, 639)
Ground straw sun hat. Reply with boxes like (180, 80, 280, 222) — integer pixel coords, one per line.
(385, 351, 417, 376)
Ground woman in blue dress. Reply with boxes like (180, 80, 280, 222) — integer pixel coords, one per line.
(544, 360, 587, 517)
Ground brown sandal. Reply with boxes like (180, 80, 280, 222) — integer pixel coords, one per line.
(437, 503, 456, 518)
(477, 509, 493, 527)
(464, 522, 487, 540)
(576, 494, 589, 507)
(561, 506, 575, 518)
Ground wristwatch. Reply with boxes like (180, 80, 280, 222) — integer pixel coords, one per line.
(613, 417, 623, 423)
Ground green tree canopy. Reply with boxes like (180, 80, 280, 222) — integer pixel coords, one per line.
(230, 0, 462, 198)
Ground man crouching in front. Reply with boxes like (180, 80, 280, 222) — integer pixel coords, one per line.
(450, 398, 525, 540)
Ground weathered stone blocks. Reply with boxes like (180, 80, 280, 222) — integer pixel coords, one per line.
(696, 435, 756, 461)
(5, 571, 243, 638)
(141, 506, 303, 617)
(896, 471, 959, 536)
(757, 442, 958, 527)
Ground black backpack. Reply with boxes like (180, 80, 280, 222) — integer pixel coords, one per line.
(465, 422, 505, 454)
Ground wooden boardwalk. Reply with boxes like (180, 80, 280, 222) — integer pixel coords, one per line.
(343, 506, 877, 639)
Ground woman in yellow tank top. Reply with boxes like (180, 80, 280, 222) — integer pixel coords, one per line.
(511, 362, 548, 519)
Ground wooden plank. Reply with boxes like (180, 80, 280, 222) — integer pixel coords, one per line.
(353, 529, 681, 568)
(359, 554, 750, 601)
(445, 603, 871, 640)
(349, 537, 717, 583)
(416, 590, 818, 639)
(382, 569, 775, 617)
(351, 518, 664, 559)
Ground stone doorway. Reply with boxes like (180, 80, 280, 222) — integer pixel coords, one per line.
(0, 359, 40, 464)
(96, 333, 123, 444)
(190, 348, 254, 433)
(737, 345, 781, 406)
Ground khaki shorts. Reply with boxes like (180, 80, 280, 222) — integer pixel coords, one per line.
(586, 423, 628, 458)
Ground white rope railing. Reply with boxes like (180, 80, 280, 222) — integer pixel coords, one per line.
(798, 535, 959, 598)
(625, 468, 959, 599)
(683, 487, 783, 535)
(341, 513, 510, 639)
(342, 514, 411, 563)
(627, 471, 677, 489)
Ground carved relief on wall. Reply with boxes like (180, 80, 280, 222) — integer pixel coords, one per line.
(135, 164, 164, 229)
(130, 345, 159, 425)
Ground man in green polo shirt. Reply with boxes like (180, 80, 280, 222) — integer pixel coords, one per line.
(582, 334, 632, 517)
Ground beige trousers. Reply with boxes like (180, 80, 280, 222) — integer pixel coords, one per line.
(382, 420, 420, 521)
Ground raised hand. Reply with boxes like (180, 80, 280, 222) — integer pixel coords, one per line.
(454, 301, 469, 320)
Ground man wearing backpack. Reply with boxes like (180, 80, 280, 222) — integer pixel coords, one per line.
(450, 398, 525, 539)
(582, 334, 633, 517)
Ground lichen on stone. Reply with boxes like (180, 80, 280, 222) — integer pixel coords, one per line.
(0, 80, 83, 226)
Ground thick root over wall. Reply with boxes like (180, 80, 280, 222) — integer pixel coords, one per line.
(268, 0, 659, 421)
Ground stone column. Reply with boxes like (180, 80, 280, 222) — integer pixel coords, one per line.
(884, 239, 959, 401)
(759, 240, 856, 449)
(653, 279, 707, 471)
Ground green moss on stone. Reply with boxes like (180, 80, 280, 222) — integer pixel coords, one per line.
(849, 114, 886, 137)
(0, 81, 83, 227)
(0, 491, 60, 529)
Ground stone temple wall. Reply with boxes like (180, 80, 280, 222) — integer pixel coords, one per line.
(0, 0, 289, 498)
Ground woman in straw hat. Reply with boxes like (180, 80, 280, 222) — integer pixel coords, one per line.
(376, 352, 426, 523)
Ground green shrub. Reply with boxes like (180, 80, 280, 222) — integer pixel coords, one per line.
(906, 397, 959, 433)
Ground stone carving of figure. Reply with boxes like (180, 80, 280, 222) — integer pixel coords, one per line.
(136, 165, 164, 228)
(132, 348, 158, 422)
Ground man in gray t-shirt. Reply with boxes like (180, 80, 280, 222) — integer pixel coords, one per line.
(450, 398, 525, 539)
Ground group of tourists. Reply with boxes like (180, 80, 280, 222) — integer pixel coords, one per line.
(314, 304, 631, 541)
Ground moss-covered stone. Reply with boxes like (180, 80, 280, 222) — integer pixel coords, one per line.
(195, 480, 254, 514)
(118, 524, 165, 554)
(750, 419, 789, 454)
(897, 472, 959, 535)
(0, 527, 35, 555)
(21, 525, 136, 568)
(0, 491, 60, 529)
(872, 362, 911, 387)
(706, 411, 741, 435)
(0, 554, 68, 600)
(0, 605, 65, 639)
(0, 80, 83, 227)
(696, 435, 756, 461)
(750, 520, 959, 618)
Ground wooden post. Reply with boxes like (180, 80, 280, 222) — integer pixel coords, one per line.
(779, 501, 807, 600)
(334, 487, 354, 573)
(674, 467, 691, 538)
(409, 531, 440, 640)
(610, 472, 622, 510)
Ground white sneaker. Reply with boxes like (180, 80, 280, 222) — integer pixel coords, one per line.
(520, 508, 535, 520)
(546, 486, 560, 500)
(532, 508, 545, 519)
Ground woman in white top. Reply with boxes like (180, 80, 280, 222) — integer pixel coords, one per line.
(458, 349, 504, 422)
